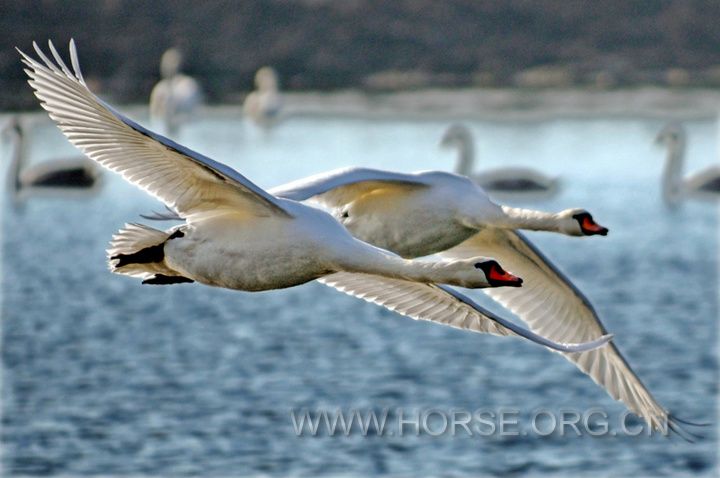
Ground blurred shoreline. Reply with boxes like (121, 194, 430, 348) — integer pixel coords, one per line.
(9, 87, 720, 122)
(281, 87, 720, 120)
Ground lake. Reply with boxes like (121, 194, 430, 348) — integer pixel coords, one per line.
(1, 104, 718, 477)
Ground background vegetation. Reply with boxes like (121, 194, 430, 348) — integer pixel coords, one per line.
(3, 0, 720, 109)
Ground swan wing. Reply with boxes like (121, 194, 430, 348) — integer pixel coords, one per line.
(271, 167, 431, 208)
(319, 272, 612, 354)
(438, 228, 674, 432)
(20, 40, 290, 221)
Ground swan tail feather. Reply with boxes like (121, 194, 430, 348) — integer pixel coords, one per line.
(107, 223, 192, 284)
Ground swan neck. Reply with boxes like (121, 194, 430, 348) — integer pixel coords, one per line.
(7, 123, 25, 192)
(662, 138, 684, 202)
(259, 82, 278, 93)
(499, 206, 562, 232)
(339, 240, 457, 284)
(455, 137, 475, 176)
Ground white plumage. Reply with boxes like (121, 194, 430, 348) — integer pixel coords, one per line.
(272, 166, 606, 259)
(271, 165, 698, 437)
(440, 229, 679, 433)
(19, 40, 609, 356)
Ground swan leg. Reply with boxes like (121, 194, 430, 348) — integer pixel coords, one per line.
(111, 242, 165, 268)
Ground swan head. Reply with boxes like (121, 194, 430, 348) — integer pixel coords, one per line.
(1, 116, 21, 139)
(1, 116, 23, 148)
(655, 123, 686, 150)
(255, 66, 279, 91)
(440, 123, 473, 149)
(160, 48, 183, 79)
(473, 259, 523, 288)
(557, 209, 609, 236)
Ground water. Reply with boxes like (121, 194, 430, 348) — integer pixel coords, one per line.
(2, 110, 718, 476)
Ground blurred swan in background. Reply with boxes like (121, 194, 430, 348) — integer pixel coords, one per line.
(149, 48, 203, 137)
(243, 66, 283, 127)
(272, 166, 701, 439)
(19, 40, 612, 356)
(441, 123, 559, 197)
(655, 123, 720, 207)
(2, 115, 100, 201)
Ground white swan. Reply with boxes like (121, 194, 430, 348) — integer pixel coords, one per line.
(270, 166, 701, 438)
(273, 167, 606, 259)
(243, 66, 283, 128)
(3, 115, 100, 200)
(441, 123, 559, 196)
(149, 48, 203, 137)
(655, 123, 720, 207)
(19, 40, 611, 356)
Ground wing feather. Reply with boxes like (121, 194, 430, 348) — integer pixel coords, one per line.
(319, 272, 612, 354)
(20, 40, 289, 221)
(270, 167, 432, 210)
(439, 229, 674, 431)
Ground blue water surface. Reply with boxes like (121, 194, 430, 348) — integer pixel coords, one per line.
(2, 111, 718, 477)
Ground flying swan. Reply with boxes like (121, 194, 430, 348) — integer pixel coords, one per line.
(273, 167, 606, 259)
(441, 123, 559, 196)
(655, 122, 720, 207)
(18, 40, 610, 356)
(269, 166, 703, 439)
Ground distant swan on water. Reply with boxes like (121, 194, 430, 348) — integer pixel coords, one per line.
(441, 123, 559, 196)
(243, 66, 283, 128)
(655, 122, 720, 207)
(2, 115, 100, 200)
(149, 48, 203, 137)
(19, 40, 610, 356)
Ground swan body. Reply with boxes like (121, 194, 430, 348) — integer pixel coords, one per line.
(20, 40, 613, 356)
(655, 123, 720, 207)
(3, 115, 100, 198)
(271, 166, 700, 437)
(243, 66, 283, 127)
(149, 48, 203, 137)
(155, 201, 501, 292)
(441, 123, 559, 196)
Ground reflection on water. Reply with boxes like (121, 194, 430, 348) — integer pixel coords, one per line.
(2, 110, 718, 476)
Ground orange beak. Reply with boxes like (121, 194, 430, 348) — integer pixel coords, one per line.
(581, 216, 609, 236)
(487, 263, 523, 287)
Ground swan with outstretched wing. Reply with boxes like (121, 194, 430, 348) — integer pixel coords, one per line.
(19, 40, 610, 360)
(267, 165, 703, 438)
